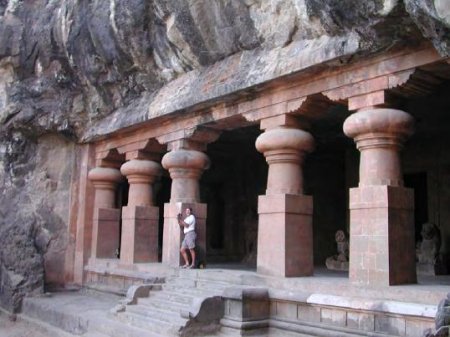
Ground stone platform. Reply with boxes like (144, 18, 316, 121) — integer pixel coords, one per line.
(84, 259, 175, 295)
(18, 266, 450, 337)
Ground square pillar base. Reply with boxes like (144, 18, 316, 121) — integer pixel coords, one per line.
(120, 205, 159, 265)
(257, 194, 313, 277)
(92, 208, 121, 258)
(349, 185, 416, 286)
(162, 202, 207, 267)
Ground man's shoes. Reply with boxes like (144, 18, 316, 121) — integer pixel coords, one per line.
(187, 264, 195, 269)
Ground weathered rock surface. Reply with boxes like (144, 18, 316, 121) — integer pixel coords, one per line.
(0, 0, 449, 313)
(0, 134, 74, 312)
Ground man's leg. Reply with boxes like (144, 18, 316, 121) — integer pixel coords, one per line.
(180, 247, 190, 266)
(189, 248, 196, 267)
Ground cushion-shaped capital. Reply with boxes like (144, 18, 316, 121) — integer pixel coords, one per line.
(161, 149, 210, 171)
(120, 159, 162, 178)
(343, 108, 414, 140)
(88, 167, 122, 183)
(255, 128, 314, 154)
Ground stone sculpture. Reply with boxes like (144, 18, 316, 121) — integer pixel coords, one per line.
(423, 293, 450, 337)
(325, 230, 349, 271)
(416, 223, 447, 275)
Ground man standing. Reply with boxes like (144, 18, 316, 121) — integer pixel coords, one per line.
(178, 207, 196, 268)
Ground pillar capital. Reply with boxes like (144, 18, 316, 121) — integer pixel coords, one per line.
(343, 108, 414, 143)
(88, 167, 123, 184)
(120, 159, 162, 207)
(162, 149, 210, 172)
(162, 149, 210, 203)
(256, 127, 314, 155)
(88, 167, 122, 209)
(344, 108, 414, 187)
(256, 127, 314, 195)
(120, 159, 161, 185)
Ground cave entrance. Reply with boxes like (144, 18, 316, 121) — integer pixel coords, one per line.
(116, 180, 129, 259)
(201, 125, 267, 269)
(305, 104, 355, 275)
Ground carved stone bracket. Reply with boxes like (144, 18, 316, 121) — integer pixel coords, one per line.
(117, 138, 166, 161)
(321, 69, 434, 111)
(156, 126, 221, 151)
(95, 148, 125, 169)
(243, 94, 334, 128)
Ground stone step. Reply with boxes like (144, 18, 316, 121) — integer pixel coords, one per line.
(194, 279, 231, 291)
(125, 303, 187, 325)
(92, 316, 162, 337)
(162, 283, 225, 296)
(178, 269, 245, 284)
(84, 282, 128, 296)
(118, 310, 185, 336)
(148, 289, 196, 305)
(138, 296, 191, 312)
(168, 272, 241, 288)
(84, 332, 111, 337)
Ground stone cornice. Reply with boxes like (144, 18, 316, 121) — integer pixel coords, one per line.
(89, 43, 445, 155)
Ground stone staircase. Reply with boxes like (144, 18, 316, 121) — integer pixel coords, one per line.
(113, 269, 231, 337)
(20, 268, 441, 337)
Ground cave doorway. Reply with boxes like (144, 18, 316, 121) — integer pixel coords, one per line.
(305, 104, 355, 274)
(201, 126, 267, 269)
(116, 180, 129, 259)
(154, 175, 171, 262)
(404, 172, 429, 243)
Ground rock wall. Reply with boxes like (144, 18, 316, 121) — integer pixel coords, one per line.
(0, 0, 449, 312)
(0, 134, 74, 312)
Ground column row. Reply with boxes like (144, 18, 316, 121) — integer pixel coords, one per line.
(255, 107, 416, 286)
(87, 106, 416, 287)
(87, 148, 209, 267)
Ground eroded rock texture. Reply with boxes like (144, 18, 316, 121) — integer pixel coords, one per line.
(0, 0, 449, 312)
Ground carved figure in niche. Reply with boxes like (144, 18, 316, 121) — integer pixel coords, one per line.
(416, 222, 447, 275)
(325, 230, 349, 271)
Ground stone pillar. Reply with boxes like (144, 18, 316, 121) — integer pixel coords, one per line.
(161, 149, 209, 266)
(256, 127, 314, 277)
(120, 159, 161, 264)
(88, 167, 122, 259)
(344, 108, 416, 286)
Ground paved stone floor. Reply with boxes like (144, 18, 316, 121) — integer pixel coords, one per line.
(0, 309, 65, 337)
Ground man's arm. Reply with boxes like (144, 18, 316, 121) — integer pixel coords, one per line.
(177, 214, 189, 227)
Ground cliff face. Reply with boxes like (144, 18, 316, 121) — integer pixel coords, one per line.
(0, 0, 449, 312)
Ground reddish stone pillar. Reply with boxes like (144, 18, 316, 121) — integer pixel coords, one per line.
(256, 127, 314, 277)
(120, 159, 161, 264)
(88, 167, 122, 259)
(344, 108, 416, 286)
(161, 149, 209, 267)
